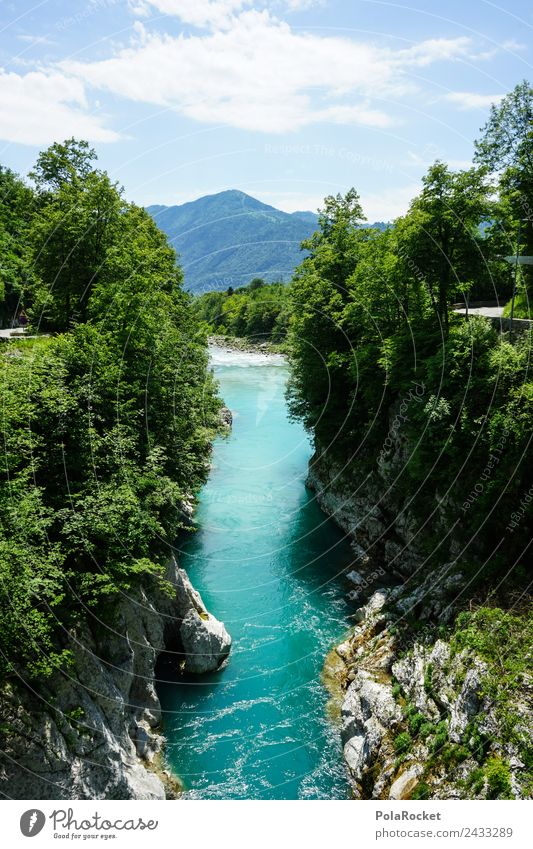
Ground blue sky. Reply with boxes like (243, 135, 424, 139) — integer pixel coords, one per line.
(1, 0, 532, 219)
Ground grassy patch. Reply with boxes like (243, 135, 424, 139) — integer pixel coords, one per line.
(502, 292, 532, 320)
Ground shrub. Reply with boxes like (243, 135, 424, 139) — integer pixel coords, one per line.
(441, 744, 470, 768)
(419, 722, 435, 739)
(394, 731, 412, 755)
(430, 721, 448, 753)
(408, 711, 427, 736)
(485, 757, 514, 800)
(466, 766, 485, 795)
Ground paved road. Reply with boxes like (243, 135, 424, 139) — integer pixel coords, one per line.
(0, 328, 27, 338)
(454, 306, 504, 317)
(454, 305, 532, 329)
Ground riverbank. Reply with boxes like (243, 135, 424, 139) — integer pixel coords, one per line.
(208, 334, 287, 355)
(308, 444, 532, 801)
(0, 559, 231, 800)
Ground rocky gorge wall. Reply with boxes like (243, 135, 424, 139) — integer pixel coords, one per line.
(309, 444, 531, 801)
(0, 559, 231, 800)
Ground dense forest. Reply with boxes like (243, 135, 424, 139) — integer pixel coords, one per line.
(0, 140, 221, 681)
(192, 83, 533, 578)
(287, 82, 532, 568)
(193, 82, 533, 577)
(284, 81, 533, 786)
(193, 278, 291, 341)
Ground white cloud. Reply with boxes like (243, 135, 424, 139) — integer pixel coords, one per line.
(131, 0, 251, 27)
(444, 91, 505, 110)
(131, 0, 322, 26)
(17, 35, 55, 46)
(63, 9, 476, 134)
(128, 1, 152, 15)
(501, 39, 527, 52)
(283, 0, 324, 9)
(0, 69, 119, 145)
(398, 36, 473, 66)
(360, 183, 421, 222)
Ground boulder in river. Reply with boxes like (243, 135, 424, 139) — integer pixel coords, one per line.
(174, 567, 232, 673)
(219, 405, 233, 429)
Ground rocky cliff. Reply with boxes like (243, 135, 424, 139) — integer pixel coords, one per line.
(0, 559, 231, 800)
(310, 446, 531, 801)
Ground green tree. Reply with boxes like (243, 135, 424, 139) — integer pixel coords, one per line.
(248, 277, 265, 291)
(474, 81, 533, 290)
(30, 141, 123, 329)
(288, 190, 368, 441)
(474, 81, 533, 175)
(0, 140, 221, 682)
(0, 167, 34, 327)
(399, 163, 490, 333)
(30, 138, 97, 192)
(301, 188, 366, 292)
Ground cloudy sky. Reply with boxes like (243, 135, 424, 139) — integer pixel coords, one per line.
(1, 0, 531, 219)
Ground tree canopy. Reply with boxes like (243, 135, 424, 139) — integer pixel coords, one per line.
(0, 141, 221, 681)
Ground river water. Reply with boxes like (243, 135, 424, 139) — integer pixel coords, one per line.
(156, 347, 355, 799)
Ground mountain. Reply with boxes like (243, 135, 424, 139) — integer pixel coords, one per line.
(147, 190, 390, 293)
(146, 190, 317, 293)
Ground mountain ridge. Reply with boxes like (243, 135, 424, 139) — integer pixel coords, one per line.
(147, 190, 387, 293)
(146, 190, 318, 292)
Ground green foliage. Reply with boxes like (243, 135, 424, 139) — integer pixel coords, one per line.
(423, 663, 436, 701)
(0, 166, 35, 326)
(429, 721, 448, 754)
(394, 731, 412, 754)
(419, 722, 435, 740)
(286, 107, 532, 568)
(441, 743, 470, 768)
(193, 279, 290, 341)
(64, 707, 85, 723)
(29, 138, 97, 191)
(463, 756, 514, 799)
(0, 141, 221, 682)
(391, 682, 402, 700)
(408, 711, 427, 736)
(463, 720, 490, 764)
(411, 781, 431, 800)
(485, 756, 514, 800)
(502, 291, 532, 319)
(475, 81, 533, 290)
(401, 162, 491, 330)
(465, 766, 485, 795)
(29, 142, 124, 330)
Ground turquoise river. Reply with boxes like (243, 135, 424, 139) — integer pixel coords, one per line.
(156, 347, 355, 799)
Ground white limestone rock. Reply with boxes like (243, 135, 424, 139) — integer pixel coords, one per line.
(174, 567, 232, 673)
(389, 764, 424, 800)
(180, 609, 231, 674)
